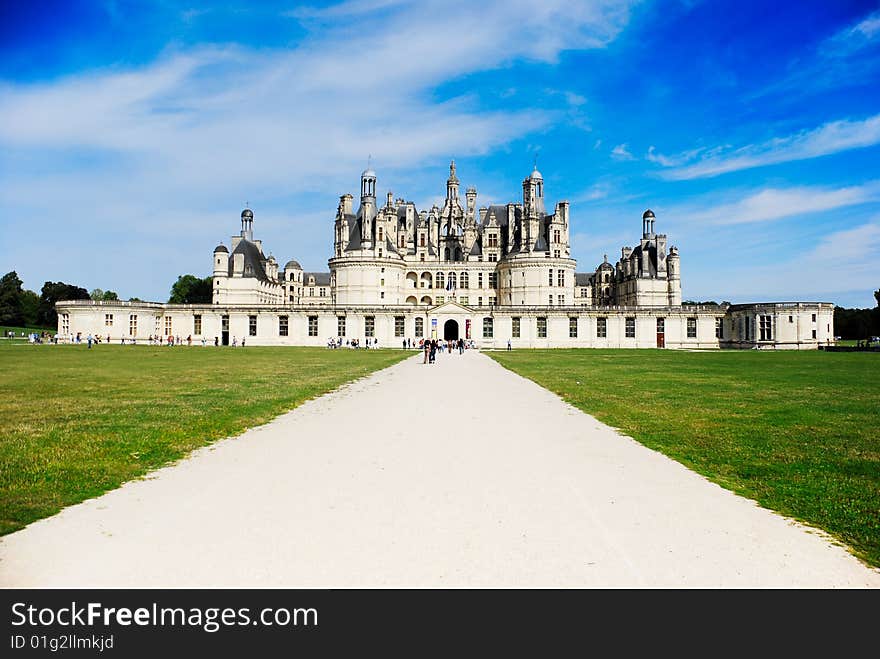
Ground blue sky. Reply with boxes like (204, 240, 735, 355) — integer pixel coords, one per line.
(1, 0, 879, 306)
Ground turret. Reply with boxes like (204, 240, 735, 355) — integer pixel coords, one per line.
(642, 209, 655, 239)
(667, 246, 681, 305)
(213, 243, 228, 276)
(241, 208, 254, 241)
(446, 160, 459, 201)
(465, 186, 477, 222)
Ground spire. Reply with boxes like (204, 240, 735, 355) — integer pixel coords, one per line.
(446, 158, 459, 200)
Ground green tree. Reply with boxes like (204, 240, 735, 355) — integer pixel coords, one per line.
(90, 288, 119, 301)
(0, 271, 24, 326)
(169, 275, 213, 304)
(37, 281, 90, 327)
(20, 289, 40, 327)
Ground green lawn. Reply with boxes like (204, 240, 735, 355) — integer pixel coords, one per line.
(1, 325, 53, 338)
(489, 349, 880, 568)
(0, 344, 408, 535)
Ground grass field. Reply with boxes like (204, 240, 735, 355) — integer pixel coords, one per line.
(0, 343, 409, 536)
(489, 349, 880, 568)
(1, 325, 53, 338)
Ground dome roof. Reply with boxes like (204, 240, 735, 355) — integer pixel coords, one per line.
(284, 260, 302, 270)
(529, 166, 543, 181)
(214, 243, 228, 253)
(643, 209, 655, 219)
(241, 208, 254, 218)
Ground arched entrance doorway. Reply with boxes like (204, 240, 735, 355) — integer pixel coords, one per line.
(443, 319, 459, 340)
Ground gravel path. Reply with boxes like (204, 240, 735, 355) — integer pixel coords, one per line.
(2, 349, 878, 587)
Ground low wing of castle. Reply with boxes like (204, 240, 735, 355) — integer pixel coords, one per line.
(58, 161, 833, 349)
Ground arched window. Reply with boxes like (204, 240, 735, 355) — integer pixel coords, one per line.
(414, 317, 424, 337)
(435, 272, 445, 289)
(448, 272, 457, 289)
(460, 272, 469, 289)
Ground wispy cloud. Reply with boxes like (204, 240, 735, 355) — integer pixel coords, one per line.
(0, 0, 635, 298)
(610, 143, 635, 160)
(653, 114, 880, 180)
(675, 181, 880, 225)
(821, 9, 880, 57)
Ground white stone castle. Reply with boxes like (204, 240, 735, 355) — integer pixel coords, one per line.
(58, 161, 833, 348)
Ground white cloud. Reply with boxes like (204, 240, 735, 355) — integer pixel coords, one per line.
(0, 0, 636, 299)
(655, 114, 880, 180)
(822, 10, 880, 56)
(610, 143, 635, 160)
(676, 181, 880, 225)
(692, 219, 880, 306)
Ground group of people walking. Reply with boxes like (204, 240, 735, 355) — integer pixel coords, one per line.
(423, 337, 468, 364)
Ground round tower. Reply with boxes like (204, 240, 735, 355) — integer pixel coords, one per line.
(213, 243, 228, 276)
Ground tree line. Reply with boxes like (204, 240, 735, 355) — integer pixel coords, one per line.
(0, 271, 213, 329)
(834, 289, 880, 339)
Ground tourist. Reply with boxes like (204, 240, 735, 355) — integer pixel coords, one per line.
(241, 337, 245, 347)
(232, 336, 238, 347)
(423, 340, 430, 364)
(507, 339, 512, 351)
(214, 336, 219, 347)
(87, 334, 93, 349)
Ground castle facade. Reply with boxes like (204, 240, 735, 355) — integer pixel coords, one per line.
(57, 162, 833, 349)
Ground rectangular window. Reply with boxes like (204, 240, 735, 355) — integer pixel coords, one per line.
(488, 253, 497, 262)
(558, 295, 564, 305)
(789, 315, 794, 323)
(320, 288, 326, 297)
(420, 234, 425, 247)
(365, 316, 375, 337)
(548, 295, 553, 306)
(554, 229, 561, 243)
(812, 329, 817, 339)
(380, 292, 385, 299)
(557, 270, 564, 287)
(743, 317, 751, 341)
(279, 315, 288, 336)
(489, 296, 496, 306)
(249, 315, 257, 336)
(460, 296, 469, 305)
(759, 315, 772, 341)
(478, 272, 484, 288)
(715, 317, 723, 339)
(478, 297, 483, 306)
(104, 313, 113, 327)
(512, 316, 521, 338)
(61, 313, 70, 335)
(489, 272, 498, 288)
(537, 317, 547, 338)
(597, 317, 607, 338)
(812, 313, 817, 322)
(129, 314, 138, 336)
(687, 317, 697, 338)
(625, 317, 635, 338)
(657, 317, 665, 333)
(395, 316, 405, 337)
(194, 314, 202, 335)
(436, 296, 445, 304)
(569, 317, 578, 338)
(337, 316, 346, 337)
(549, 269, 554, 286)
(482, 317, 493, 338)
(414, 317, 423, 337)
(309, 287, 315, 296)
(164, 316, 172, 335)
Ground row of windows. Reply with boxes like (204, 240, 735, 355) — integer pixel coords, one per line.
(139, 314, 720, 340)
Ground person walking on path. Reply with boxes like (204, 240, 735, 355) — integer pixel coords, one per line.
(423, 340, 430, 364)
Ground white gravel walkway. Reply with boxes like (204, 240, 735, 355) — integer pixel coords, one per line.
(2, 349, 878, 587)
